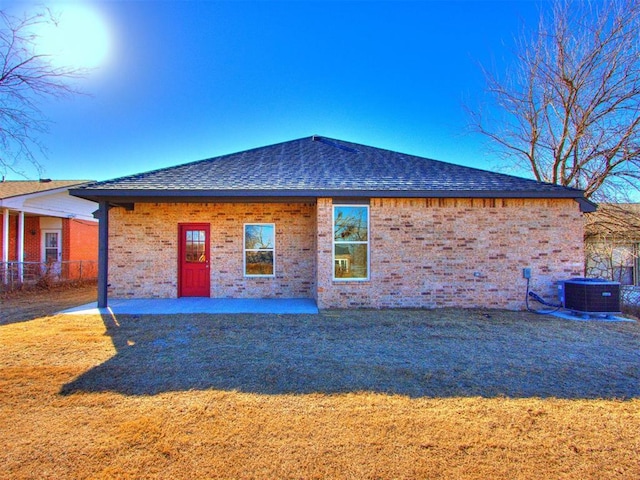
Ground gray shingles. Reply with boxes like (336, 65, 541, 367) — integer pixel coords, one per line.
(72, 136, 585, 198)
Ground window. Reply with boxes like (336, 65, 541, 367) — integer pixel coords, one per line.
(44, 232, 60, 264)
(333, 205, 369, 280)
(244, 224, 275, 276)
(185, 229, 207, 263)
(612, 245, 637, 286)
(613, 266, 634, 285)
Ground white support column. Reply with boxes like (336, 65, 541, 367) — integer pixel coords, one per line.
(2, 208, 9, 284)
(17, 210, 24, 283)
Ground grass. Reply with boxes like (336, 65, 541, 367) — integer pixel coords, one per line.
(59, 309, 639, 399)
(0, 281, 97, 325)
(0, 290, 639, 479)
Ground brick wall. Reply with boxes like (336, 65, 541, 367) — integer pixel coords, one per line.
(108, 198, 584, 309)
(1, 214, 96, 264)
(108, 202, 316, 298)
(0, 214, 40, 261)
(62, 218, 98, 280)
(23, 217, 40, 261)
(1, 213, 17, 261)
(64, 219, 99, 261)
(317, 197, 584, 310)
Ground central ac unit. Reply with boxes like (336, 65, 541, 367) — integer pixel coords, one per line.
(558, 278, 621, 316)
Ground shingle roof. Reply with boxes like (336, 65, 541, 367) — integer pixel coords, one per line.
(71, 136, 592, 208)
(0, 180, 91, 200)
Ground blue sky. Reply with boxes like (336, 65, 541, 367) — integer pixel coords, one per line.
(5, 1, 543, 181)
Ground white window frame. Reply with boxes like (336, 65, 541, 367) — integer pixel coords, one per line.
(243, 223, 275, 278)
(332, 204, 370, 281)
(41, 229, 62, 264)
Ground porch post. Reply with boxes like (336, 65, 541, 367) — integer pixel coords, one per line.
(2, 208, 9, 284)
(17, 210, 24, 283)
(97, 201, 109, 308)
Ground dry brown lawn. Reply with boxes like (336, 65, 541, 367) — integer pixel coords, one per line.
(1, 282, 97, 325)
(0, 289, 639, 479)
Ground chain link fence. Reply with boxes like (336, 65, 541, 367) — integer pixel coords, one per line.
(621, 286, 640, 317)
(1, 261, 98, 293)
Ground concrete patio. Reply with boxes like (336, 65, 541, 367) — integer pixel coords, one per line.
(61, 297, 319, 315)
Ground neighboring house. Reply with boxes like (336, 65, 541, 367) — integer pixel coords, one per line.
(0, 180, 99, 284)
(585, 203, 640, 286)
(70, 136, 595, 309)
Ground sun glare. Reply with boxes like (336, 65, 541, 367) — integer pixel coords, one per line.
(36, 4, 112, 70)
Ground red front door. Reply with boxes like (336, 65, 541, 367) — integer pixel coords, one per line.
(178, 224, 210, 297)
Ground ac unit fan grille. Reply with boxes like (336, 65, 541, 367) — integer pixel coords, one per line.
(563, 279, 621, 314)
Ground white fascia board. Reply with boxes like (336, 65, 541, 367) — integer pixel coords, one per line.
(0, 189, 98, 221)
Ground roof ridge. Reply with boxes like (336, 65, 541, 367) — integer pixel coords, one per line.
(90, 136, 315, 187)
(70, 136, 590, 212)
(85, 134, 565, 191)
(315, 136, 586, 193)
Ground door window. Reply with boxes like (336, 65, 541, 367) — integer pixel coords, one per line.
(185, 230, 207, 262)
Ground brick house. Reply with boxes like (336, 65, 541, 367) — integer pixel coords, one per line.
(70, 136, 595, 309)
(585, 203, 640, 286)
(1, 180, 99, 283)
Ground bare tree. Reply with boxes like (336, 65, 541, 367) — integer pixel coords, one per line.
(0, 9, 81, 177)
(585, 203, 640, 279)
(585, 203, 640, 309)
(472, 0, 640, 200)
